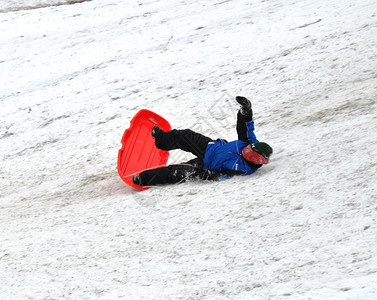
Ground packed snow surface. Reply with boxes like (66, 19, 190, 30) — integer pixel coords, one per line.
(1, 0, 377, 299)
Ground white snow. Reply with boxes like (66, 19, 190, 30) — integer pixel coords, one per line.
(1, 0, 377, 299)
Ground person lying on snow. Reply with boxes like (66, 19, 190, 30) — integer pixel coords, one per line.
(133, 96, 273, 186)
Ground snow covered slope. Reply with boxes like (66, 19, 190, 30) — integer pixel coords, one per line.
(1, 0, 377, 298)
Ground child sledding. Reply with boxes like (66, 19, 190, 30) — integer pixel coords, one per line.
(132, 96, 273, 186)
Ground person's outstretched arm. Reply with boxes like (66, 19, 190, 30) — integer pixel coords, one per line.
(235, 96, 258, 143)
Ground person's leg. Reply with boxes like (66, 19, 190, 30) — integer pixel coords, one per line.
(134, 163, 197, 186)
(134, 158, 220, 186)
(153, 127, 213, 159)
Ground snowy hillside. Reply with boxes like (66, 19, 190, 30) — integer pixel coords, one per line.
(1, 0, 377, 299)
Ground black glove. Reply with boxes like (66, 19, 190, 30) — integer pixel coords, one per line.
(236, 96, 252, 117)
(198, 169, 221, 181)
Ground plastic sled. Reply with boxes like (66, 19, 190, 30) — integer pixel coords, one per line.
(117, 109, 171, 191)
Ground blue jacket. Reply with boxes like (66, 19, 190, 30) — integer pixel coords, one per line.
(203, 121, 259, 175)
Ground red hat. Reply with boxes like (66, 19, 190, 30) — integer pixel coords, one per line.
(242, 143, 272, 165)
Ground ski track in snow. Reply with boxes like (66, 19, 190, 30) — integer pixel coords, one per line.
(1, 0, 377, 299)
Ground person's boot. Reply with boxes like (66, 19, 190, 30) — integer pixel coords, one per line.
(151, 126, 164, 139)
(133, 175, 144, 186)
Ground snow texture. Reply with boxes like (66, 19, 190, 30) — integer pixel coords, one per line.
(1, 0, 377, 299)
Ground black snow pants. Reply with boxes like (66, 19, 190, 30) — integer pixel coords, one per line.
(137, 129, 217, 186)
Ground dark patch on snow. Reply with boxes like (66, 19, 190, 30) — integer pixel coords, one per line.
(0, 131, 14, 139)
(0, 0, 92, 14)
(290, 19, 322, 31)
(39, 114, 71, 128)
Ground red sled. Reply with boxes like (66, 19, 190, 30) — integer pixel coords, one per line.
(117, 109, 171, 191)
